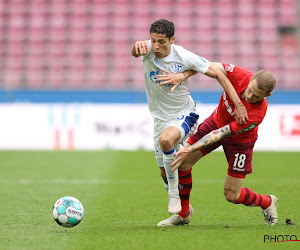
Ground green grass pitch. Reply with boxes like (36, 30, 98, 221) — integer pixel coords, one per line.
(0, 151, 299, 249)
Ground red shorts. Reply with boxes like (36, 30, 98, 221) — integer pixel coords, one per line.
(187, 114, 257, 178)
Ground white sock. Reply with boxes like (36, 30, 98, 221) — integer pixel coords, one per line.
(163, 148, 179, 196)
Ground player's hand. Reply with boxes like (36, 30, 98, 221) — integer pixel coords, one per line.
(170, 147, 193, 171)
(134, 41, 149, 56)
(234, 103, 249, 125)
(157, 69, 185, 93)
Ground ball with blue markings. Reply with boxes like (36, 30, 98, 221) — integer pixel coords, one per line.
(53, 196, 84, 227)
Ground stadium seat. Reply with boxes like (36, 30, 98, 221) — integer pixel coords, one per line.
(0, 0, 299, 90)
(25, 67, 45, 88)
(6, 54, 23, 69)
(279, 0, 298, 26)
(236, 0, 255, 15)
(215, 0, 234, 15)
(2, 68, 23, 88)
(238, 54, 258, 70)
(190, 74, 221, 90)
(69, 0, 89, 14)
(30, 0, 48, 14)
(6, 0, 26, 14)
(259, 41, 278, 56)
(6, 40, 24, 55)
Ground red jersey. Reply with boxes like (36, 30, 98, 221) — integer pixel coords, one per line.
(212, 64, 268, 143)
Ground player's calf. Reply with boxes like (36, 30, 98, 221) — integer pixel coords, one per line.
(234, 187, 278, 225)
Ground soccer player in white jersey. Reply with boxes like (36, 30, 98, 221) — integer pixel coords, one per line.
(132, 19, 248, 218)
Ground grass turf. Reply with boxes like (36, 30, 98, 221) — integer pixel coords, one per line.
(0, 151, 299, 249)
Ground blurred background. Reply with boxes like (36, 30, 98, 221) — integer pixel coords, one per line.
(1, 0, 299, 91)
(0, 0, 299, 150)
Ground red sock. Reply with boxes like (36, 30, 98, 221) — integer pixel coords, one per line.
(178, 169, 192, 218)
(235, 187, 271, 210)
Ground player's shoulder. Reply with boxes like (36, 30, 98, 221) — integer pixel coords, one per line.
(173, 44, 210, 65)
(172, 44, 195, 56)
(224, 64, 253, 75)
(223, 64, 254, 83)
(223, 64, 247, 74)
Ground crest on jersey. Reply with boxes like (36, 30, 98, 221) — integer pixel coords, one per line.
(225, 64, 235, 72)
(171, 63, 183, 73)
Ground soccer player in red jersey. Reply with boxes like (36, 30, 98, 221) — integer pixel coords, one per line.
(157, 62, 278, 226)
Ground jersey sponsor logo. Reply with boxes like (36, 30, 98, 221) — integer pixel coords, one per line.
(171, 63, 183, 73)
(150, 69, 179, 87)
(225, 64, 235, 72)
(150, 70, 160, 83)
(237, 123, 257, 133)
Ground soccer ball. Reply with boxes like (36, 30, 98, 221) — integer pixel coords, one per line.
(53, 196, 84, 227)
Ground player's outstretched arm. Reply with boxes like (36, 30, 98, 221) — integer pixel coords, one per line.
(132, 41, 150, 57)
(171, 125, 232, 171)
(205, 62, 249, 125)
(157, 69, 197, 92)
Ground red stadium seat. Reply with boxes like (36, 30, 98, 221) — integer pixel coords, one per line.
(25, 67, 45, 88)
(46, 54, 65, 68)
(3, 68, 24, 88)
(30, 0, 48, 14)
(6, 54, 23, 69)
(0, 0, 299, 90)
(6, 0, 26, 14)
(69, 0, 89, 14)
(279, 0, 298, 26)
(238, 54, 258, 69)
(45, 41, 66, 55)
(6, 41, 24, 55)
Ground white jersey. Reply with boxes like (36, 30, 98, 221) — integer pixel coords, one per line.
(141, 41, 211, 121)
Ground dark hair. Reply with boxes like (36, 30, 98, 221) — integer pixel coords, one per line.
(253, 70, 277, 95)
(150, 19, 175, 39)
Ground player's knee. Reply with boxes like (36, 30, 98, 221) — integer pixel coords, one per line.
(159, 134, 174, 151)
(224, 189, 239, 203)
(179, 162, 193, 171)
